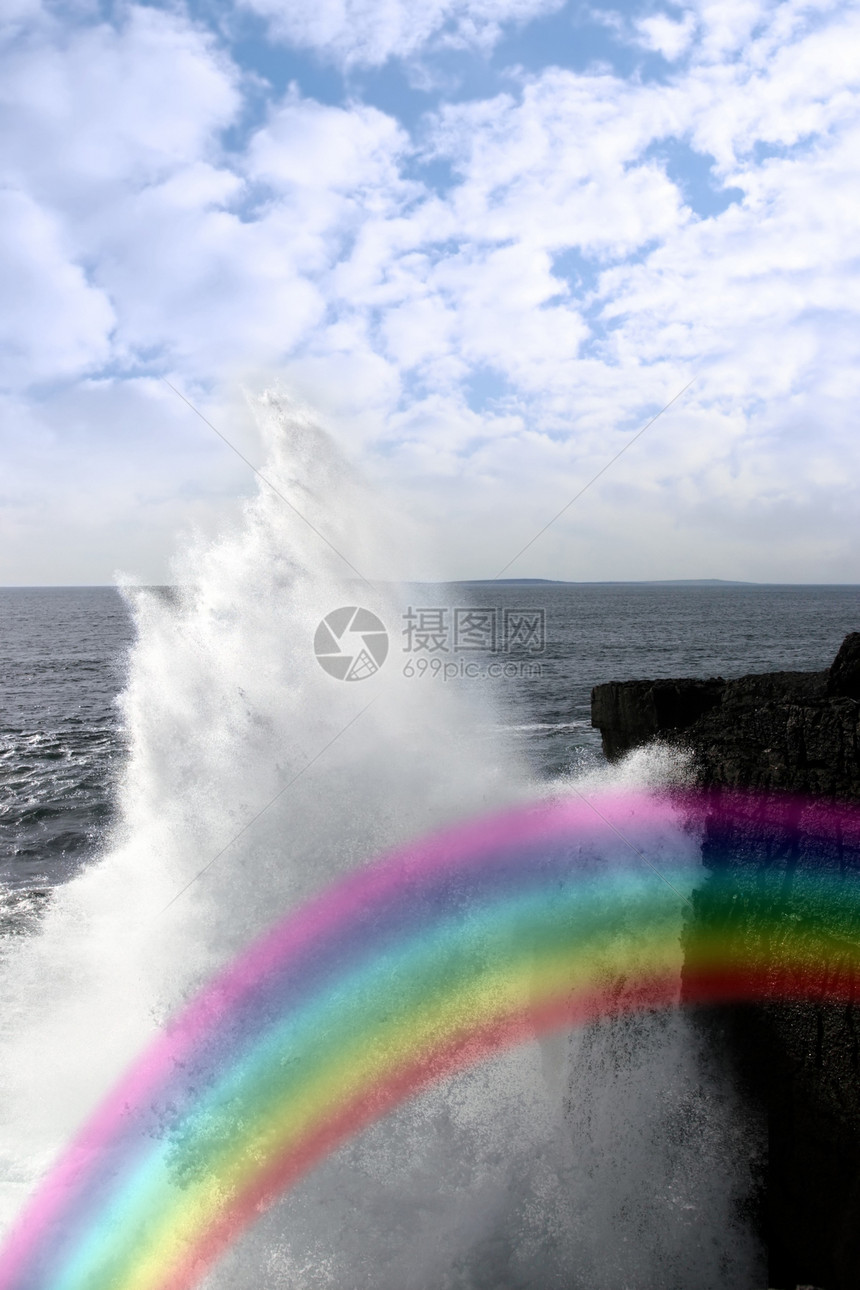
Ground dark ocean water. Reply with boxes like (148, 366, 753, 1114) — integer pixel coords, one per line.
(1, 584, 858, 900)
(0, 588, 133, 901)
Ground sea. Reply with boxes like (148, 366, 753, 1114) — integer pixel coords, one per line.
(3, 580, 857, 902)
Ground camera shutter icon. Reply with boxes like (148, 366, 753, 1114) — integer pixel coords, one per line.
(314, 607, 389, 681)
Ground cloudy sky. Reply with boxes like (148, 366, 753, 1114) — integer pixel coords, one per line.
(2, 0, 858, 584)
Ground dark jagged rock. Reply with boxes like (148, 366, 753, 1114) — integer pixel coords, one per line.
(827, 632, 860, 701)
(591, 642, 860, 799)
(591, 634, 860, 1290)
(590, 676, 725, 761)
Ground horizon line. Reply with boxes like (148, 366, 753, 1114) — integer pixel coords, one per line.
(3, 579, 860, 590)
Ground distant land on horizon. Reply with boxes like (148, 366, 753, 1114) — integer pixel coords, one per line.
(450, 577, 757, 587)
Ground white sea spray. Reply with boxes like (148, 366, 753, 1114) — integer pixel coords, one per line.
(0, 392, 762, 1288)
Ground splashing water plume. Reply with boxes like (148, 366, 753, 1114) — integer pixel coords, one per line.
(0, 393, 763, 1288)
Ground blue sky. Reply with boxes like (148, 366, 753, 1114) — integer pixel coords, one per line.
(1, 0, 859, 583)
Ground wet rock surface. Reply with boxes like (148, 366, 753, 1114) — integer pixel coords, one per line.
(592, 635, 860, 1289)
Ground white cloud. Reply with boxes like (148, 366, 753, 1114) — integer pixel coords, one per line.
(635, 11, 697, 60)
(688, 5, 860, 171)
(329, 1, 860, 578)
(237, 0, 567, 67)
(690, 0, 777, 61)
(0, 6, 240, 210)
(425, 74, 687, 254)
(89, 170, 328, 372)
(0, 0, 43, 36)
(90, 93, 419, 374)
(3, 0, 860, 580)
(0, 5, 254, 385)
(0, 188, 114, 386)
(246, 92, 412, 202)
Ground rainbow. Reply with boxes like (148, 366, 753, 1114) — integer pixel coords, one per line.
(1, 786, 859, 1290)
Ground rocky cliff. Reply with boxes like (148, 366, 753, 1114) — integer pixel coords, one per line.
(591, 633, 860, 1290)
(591, 633, 860, 796)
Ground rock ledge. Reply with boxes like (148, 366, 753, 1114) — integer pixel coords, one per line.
(591, 632, 860, 798)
